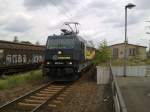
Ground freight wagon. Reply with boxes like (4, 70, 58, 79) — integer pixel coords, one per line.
(0, 40, 45, 75)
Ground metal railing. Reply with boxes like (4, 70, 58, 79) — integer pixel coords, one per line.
(109, 65, 128, 112)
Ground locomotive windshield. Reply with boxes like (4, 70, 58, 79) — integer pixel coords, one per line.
(47, 38, 74, 49)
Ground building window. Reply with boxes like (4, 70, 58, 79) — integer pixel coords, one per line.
(129, 48, 136, 56)
(112, 48, 118, 58)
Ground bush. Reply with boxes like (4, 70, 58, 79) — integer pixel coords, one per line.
(93, 40, 110, 65)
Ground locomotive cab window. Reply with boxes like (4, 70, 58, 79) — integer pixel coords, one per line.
(47, 38, 75, 49)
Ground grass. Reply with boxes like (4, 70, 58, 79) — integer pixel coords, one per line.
(0, 70, 42, 90)
(93, 57, 149, 66)
(111, 58, 147, 66)
(145, 58, 150, 64)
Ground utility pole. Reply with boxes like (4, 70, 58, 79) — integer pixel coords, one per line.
(124, 6, 128, 77)
(124, 3, 136, 77)
(145, 21, 150, 56)
(149, 40, 150, 56)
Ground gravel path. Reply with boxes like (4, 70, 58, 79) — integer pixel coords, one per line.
(51, 69, 113, 112)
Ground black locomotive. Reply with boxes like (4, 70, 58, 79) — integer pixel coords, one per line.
(43, 22, 95, 81)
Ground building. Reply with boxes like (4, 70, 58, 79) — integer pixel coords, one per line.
(109, 43, 147, 59)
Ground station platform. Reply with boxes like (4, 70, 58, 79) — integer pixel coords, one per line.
(117, 76, 150, 112)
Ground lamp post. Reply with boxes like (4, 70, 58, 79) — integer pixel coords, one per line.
(124, 3, 136, 77)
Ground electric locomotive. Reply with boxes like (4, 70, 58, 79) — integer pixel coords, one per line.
(43, 22, 95, 81)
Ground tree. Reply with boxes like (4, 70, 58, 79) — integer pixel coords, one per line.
(95, 40, 111, 64)
(13, 36, 19, 43)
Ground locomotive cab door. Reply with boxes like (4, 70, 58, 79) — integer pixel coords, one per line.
(80, 42, 85, 61)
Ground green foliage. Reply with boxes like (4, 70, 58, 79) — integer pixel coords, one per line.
(94, 40, 110, 65)
(111, 58, 146, 66)
(0, 70, 42, 90)
(145, 58, 150, 64)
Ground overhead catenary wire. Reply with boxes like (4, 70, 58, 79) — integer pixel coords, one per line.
(50, 0, 73, 21)
(47, 0, 77, 34)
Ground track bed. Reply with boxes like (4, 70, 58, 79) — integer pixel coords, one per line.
(0, 82, 73, 112)
(0, 67, 113, 112)
(47, 67, 113, 112)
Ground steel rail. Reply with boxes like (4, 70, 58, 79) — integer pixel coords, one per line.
(31, 83, 71, 112)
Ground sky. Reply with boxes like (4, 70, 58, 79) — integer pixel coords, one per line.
(0, 0, 150, 48)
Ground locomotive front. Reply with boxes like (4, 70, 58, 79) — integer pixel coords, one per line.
(43, 34, 84, 81)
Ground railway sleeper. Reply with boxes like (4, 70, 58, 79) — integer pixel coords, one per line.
(18, 102, 39, 108)
(48, 104, 57, 108)
(30, 96, 49, 100)
(44, 89, 60, 92)
(47, 87, 64, 90)
(53, 100, 62, 104)
(24, 99, 45, 104)
(35, 93, 54, 97)
(39, 91, 56, 94)
(51, 86, 65, 88)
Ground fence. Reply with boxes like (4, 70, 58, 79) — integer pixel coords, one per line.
(110, 65, 128, 112)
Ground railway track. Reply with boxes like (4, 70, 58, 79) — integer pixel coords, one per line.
(0, 81, 73, 112)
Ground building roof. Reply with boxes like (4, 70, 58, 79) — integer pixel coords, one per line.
(109, 42, 147, 48)
(0, 40, 45, 51)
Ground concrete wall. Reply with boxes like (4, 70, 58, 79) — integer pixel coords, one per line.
(96, 65, 150, 85)
(112, 66, 146, 76)
(96, 66, 110, 84)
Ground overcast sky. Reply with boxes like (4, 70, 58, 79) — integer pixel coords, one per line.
(0, 0, 150, 47)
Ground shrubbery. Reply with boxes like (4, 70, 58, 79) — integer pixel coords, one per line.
(94, 40, 111, 65)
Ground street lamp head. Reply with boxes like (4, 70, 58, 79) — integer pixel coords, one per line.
(125, 3, 136, 9)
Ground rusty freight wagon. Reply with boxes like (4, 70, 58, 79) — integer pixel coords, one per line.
(0, 40, 45, 75)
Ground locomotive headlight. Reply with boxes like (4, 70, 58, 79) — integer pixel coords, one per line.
(58, 51, 62, 54)
(69, 62, 72, 65)
(46, 62, 50, 65)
